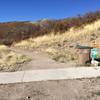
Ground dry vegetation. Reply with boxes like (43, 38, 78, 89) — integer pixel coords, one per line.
(14, 20, 100, 47)
(0, 45, 31, 71)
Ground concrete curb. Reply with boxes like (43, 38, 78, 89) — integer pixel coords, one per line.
(0, 67, 100, 84)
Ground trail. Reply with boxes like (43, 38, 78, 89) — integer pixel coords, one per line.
(10, 47, 72, 71)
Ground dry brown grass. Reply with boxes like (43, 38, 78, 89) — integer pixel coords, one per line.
(0, 45, 31, 71)
(45, 47, 78, 63)
(14, 20, 100, 48)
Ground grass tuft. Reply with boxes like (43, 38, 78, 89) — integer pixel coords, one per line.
(0, 45, 31, 71)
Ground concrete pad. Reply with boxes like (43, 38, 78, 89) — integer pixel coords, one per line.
(23, 67, 100, 82)
(0, 71, 24, 84)
(0, 67, 100, 84)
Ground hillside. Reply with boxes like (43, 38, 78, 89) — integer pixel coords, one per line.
(0, 11, 99, 71)
(0, 11, 100, 45)
(14, 18, 100, 64)
(0, 11, 99, 66)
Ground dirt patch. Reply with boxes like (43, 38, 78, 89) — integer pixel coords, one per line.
(0, 78, 100, 100)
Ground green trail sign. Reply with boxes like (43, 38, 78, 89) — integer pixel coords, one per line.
(91, 48, 98, 59)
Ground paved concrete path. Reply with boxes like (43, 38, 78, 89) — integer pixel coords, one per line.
(0, 67, 100, 84)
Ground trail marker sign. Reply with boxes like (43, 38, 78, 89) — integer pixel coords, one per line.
(91, 48, 98, 59)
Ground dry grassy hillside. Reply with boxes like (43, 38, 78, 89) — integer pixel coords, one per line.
(14, 20, 100, 63)
(0, 11, 99, 45)
(0, 11, 99, 71)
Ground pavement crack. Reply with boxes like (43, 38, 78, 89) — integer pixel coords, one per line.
(21, 71, 25, 82)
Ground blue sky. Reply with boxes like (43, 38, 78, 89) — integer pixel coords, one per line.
(0, 0, 100, 22)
